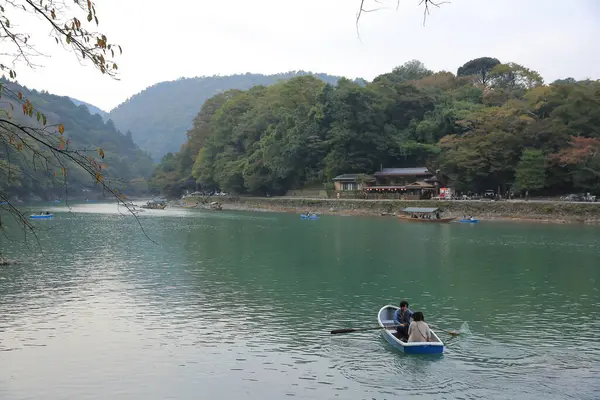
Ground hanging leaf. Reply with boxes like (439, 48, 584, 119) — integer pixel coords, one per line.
(17, 91, 22, 99)
(61, 167, 67, 176)
(37, 111, 41, 121)
(97, 148, 105, 159)
(95, 172, 103, 183)
(17, 142, 23, 151)
(87, 12, 92, 22)
(58, 124, 65, 134)
(58, 137, 65, 150)
(42, 114, 47, 125)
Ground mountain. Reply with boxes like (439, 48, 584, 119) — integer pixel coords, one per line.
(69, 97, 110, 120)
(109, 71, 360, 161)
(0, 80, 154, 200)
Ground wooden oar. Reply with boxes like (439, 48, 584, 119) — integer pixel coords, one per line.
(330, 325, 401, 335)
(430, 325, 460, 336)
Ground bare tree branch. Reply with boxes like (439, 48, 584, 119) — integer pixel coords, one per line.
(356, 0, 449, 33)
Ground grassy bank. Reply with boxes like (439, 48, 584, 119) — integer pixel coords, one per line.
(183, 196, 600, 224)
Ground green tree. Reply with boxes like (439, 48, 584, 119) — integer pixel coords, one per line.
(457, 57, 501, 86)
(514, 149, 547, 195)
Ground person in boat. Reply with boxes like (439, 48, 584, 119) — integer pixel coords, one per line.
(408, 311, 431, 342)
(393, 300, 414, 340)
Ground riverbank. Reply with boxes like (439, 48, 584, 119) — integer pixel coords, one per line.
(180, 196, 600, 224)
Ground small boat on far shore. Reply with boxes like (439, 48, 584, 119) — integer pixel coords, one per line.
(30, 213, 54, 219)
(300, 213, 318, 220)
(459, 218, 479, 223)
(140, 200, 167, 210)
(377, 305, 444, 354)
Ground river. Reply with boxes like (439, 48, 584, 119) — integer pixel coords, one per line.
(1, 203, 599, 399)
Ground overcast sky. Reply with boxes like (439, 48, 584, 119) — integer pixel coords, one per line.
(11, 0, 600, 112)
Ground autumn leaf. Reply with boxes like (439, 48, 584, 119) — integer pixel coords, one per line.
(95, 172, 103, 183)
(97, 148, 105, 159)
(42, 114, 47, 125)
(17, 142, 23, 151)
(18, 92, 22, 99)
(58, 124, 65, 134)
(58, 137, 65, 150)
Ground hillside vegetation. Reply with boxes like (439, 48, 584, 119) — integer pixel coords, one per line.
(149, 59, 600, 198)
(108, 71, 356, 160)
(0, 80, 154, 201)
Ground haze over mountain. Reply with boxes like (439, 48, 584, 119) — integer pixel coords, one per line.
(108, 71, 364, 161)
(69, 97, 110, 120)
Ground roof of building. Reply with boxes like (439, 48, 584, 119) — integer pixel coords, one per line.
(402, 207, 439, 213)
(332, 174, 375, 182)
(373, 167, 432, 177)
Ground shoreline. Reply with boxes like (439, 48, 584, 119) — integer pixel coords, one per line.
(179, 196, 600, 225)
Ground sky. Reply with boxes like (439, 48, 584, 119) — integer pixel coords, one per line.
(7, 0, 600, 112)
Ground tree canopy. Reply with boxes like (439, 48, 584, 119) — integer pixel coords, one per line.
(151, 58, 600, 198)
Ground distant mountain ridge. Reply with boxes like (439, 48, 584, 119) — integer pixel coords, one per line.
(108, 71, 365, 161)
(69, 97, 110, 120)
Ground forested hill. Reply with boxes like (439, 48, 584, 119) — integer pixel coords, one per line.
(149, 59, 600, 198)
(69, 97, 110, 120)
(109, 71, 358, 161)
(0, 80, 155, 201)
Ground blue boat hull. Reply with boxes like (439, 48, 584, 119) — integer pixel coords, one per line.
(300, 214, 318, 220)
(459, 219, 478, 223)
(377, 305, 444, 354)
(30, 214, 53, 219)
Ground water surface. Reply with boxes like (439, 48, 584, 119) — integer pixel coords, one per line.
(1, 203, 599, 399)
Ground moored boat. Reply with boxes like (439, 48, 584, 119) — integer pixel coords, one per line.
(398, 207, 455, 223)
(209, 201, 223, 211)
(140, 200, 167, 210)
(459, 218, 479, 223)
(300, 213, 318, 220)
(377, 304, 444, 354)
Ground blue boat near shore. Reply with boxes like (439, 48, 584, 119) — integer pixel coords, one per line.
(459, 218, 479, 223)
(300, 214, 318, 220)
(30, 213, 54, 219)
(377, 305, 444, 355)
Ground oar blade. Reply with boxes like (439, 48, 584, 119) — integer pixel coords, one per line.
(330, 328, 357, 335)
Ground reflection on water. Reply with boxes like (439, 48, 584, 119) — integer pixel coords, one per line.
(1, 204, 599, 399)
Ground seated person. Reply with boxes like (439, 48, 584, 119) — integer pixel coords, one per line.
(408, 311, 431, 342)
(393, 300, 413, 340)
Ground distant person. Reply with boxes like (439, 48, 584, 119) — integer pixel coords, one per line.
(408, 311, 431, 342)
(393, 300, 414, 340)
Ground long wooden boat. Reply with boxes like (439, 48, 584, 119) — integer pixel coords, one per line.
(377, 304, 444, 354)
(398, 207, 455, 224)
